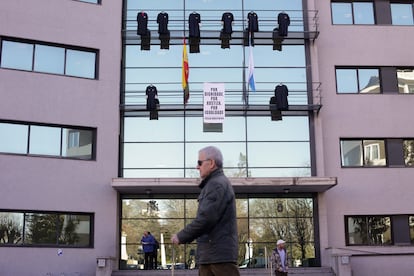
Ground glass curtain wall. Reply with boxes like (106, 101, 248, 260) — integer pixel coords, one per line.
(122, 0, 310, 178)
(120, 196, 315, 270)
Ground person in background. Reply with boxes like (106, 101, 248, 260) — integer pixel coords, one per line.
(271, 239, 289, 276)
(141, 231, 155, 270)
(149, 232, 159, 269)
(171, 146, 240, 276)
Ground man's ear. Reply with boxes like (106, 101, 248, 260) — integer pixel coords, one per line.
(209, 159, 216, 169)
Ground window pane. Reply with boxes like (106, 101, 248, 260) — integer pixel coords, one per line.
(397, 69, 414, 93)
(77, 0, 99, 3)
(353, 2, 375, 24)
(391, 3, 414, 25)
(124, 169, 184, 178)
(347, 216, 391, 245)
(1, 41, 33, 70)
(358, 69, 380, 93)
(123, 143, 184, 169)
(185, 142, 246, 171)
(247, 116, 309, 141)
(61, 128, 93, 159)
(0, 123, 28, 154)
(248, 142, 310, 167)
(363, 140, 386, 166)
(336, 69, 358, 93)
(185, 199, 199, 219)
(0, 212, 24, 245)
(332, 3, 353, 24)
(65, 49, 96, 78)
(367, 217, 391, 245)
(403, 140, 414, 166)
(185, 117, 246, 142)
(348, 217, 368, 245)
(34, 44, 65, 74)
(236, 198, 248, 218)
(249, 167, 311, 177)
(341, 140, 363, 166)
(58, 214, 91, 246)
(124, 117, 184, 142)
(24, 213, 58, 245)
(29, 125, 61, 156)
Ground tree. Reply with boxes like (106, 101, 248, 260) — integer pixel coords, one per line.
(0, 215, 22, 244)
(26, 214, 61, 244)
(59, 216, 80, 245)
(288, 199, 314, 261)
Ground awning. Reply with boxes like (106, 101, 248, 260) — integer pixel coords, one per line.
(111, 177, 337, 195)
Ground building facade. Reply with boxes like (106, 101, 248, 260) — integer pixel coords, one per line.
(1, 0, 414, 276)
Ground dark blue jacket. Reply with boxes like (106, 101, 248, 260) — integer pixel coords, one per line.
(141, 234, 155, 253)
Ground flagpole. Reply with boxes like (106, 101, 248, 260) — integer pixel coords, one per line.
(242, 0, 247, 106)
(183, 2, 187, 177)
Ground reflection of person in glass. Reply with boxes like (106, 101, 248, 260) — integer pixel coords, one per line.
(171, 146, 240, 276)
(271, 239, 289, 276)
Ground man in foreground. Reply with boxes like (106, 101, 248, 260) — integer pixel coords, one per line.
(171, 146, 240, 276)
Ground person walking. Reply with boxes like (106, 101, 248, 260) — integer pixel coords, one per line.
(271, 239, 289, 276)
(141, 231, 155, 270)
(171, 146, 240, 276)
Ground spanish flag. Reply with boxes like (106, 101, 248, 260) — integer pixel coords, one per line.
(182, 39, 189, 104)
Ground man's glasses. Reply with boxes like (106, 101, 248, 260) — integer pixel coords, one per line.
(197, 159, 210, 166)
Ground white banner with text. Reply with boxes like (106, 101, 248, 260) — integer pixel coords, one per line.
(203, 82, 225, 123)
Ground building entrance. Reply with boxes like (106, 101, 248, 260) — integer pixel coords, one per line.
(119, 195, 318, 270)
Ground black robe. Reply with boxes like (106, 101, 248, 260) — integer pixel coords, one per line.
(275, 84, 289, 110)
(157, 12, 169, 34)
(247, 12, 259, 32)
(189, 12, 201, 37)
(220, 12, 234, 49)
(137, 11, 148, 36)
(221, 12, 234, 34)
(157, 12, 170, 49)
(277, 12, 290, 36)
(146, 85, 160, 120)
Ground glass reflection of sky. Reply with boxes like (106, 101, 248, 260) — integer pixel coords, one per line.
(123, 0, 311, 178)
(126, 0, 303, 31)
(125, 45, 307, 105)
(123, 116, 311, 177)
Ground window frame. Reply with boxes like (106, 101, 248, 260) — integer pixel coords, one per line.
(340, 139, 387, 167)
(0, 209, 94, 248)
(340, 138, 414, 168)
(0, 120, 97, 161)
(390, 2, 414, 25)
(331, 1, 376, 25)
(396, 68, 414, 94)
(335, 67, 381, 94)
(345, 215, 392, 246)
(0, 36, 98, 79)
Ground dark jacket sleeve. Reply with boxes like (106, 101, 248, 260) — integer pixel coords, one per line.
(177, 175, 228, 243)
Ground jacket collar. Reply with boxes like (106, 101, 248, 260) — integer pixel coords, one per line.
(198, 168, 222, 189)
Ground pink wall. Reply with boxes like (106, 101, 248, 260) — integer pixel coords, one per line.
(313, 0, 414, 273)
(0, 0, 122, 274)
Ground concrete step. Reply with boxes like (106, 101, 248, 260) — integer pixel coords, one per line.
(112, 267, 335, 276)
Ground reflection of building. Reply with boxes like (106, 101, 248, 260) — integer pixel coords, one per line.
(64, 129, 93, 159)
(1, 1, 414, 276)
(397, 69, 414, 93)
(359, 76, 380, 93)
